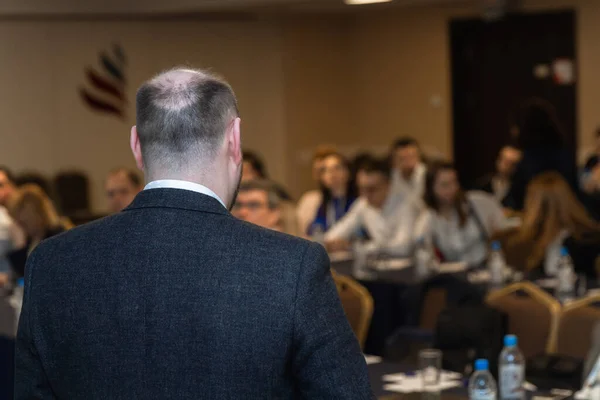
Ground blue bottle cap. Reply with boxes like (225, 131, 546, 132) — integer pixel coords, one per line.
(504, 334, 518, 347)
(16, 278, 24, 287)
(491, 241, 501, 251)
(560, 246, 569, 257)
(474, 359, 489, 371)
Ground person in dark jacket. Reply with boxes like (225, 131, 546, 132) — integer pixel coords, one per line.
(14, 68, 372, 399)
(474, 145, 522, 204)
(7, 184, 67, 277)
(504, 98, 579, 211)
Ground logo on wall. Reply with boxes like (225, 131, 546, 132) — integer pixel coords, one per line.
(79, 44, 127, 119)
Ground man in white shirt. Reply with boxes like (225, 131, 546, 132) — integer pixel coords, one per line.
(325, 157, 419, 256)
(390, 137, 427, 200)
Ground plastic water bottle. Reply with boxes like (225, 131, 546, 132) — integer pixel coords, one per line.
(499, 335, 525, 400)
(469, 359, 497, 400)
(488, 241, 506, 286)
(414, 237, 433, 279)
(556, 246, 575, 301)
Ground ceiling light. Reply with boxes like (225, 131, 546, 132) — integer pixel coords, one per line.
(344, 0, 392, 4)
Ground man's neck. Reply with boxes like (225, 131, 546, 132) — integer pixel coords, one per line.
(147, 173, 228, 206)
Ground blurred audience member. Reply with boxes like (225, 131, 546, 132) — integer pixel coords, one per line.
(296, 145, 337, 234)
(7, 184, 68, 277)
(15, 172, 53, 199)
(242, 151, 267, 182)
(504, 98, 579, 210)
(325, 157, 419, 256)
(105, 167, 142, 213)
(475, 145, 522, 204)
(583, 128, 600, 171)
(390, 137, 427, 199)
(232, 179, 284, 232)
(581, 129, 600, 194)
(496, 172, 600, 279)
(0, 167, 24, 284)
(242, 150, 292, 201)
(307, 151, 357, 236)
(415, 161, 507, 266)
(0, 166, 17, 207)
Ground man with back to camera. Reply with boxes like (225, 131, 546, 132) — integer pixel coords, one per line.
(14, 68, 372, 399)
(105, 167, 143, 213)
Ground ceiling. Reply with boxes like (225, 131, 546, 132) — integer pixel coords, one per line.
(0, 0, 467, 16)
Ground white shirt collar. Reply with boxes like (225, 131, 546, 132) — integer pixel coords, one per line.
(144, 179, 227, 209)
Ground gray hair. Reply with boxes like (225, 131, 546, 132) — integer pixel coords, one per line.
(135, 67, 239, 172)
(238, 179, 281, 209)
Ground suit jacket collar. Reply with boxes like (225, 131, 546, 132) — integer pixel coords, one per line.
(124, 188, 230, 217)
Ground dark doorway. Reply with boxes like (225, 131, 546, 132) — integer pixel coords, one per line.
(450, 10, 577, 188)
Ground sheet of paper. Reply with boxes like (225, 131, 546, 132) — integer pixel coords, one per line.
(374, 258, 412, 271)
(364, 355, 382, 365)
(329, 251, 353, 263)
(438, 262, 467, 273)
(536, 278, 558, 289)
(383, 380, 461, 393)
(468, 270, 490, 283)
(383, 370, 462, 383)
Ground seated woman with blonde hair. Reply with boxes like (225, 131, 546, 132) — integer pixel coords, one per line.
(496, 171, 600, 278)
(7, 184, 69, 277)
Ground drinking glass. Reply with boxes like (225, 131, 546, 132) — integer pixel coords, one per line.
(419, 349, 442, 390)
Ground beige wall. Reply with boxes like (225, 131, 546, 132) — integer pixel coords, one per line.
(347, 0, 600, 166)
(0, 2, 598, 208)
(0, 18, 285, 212)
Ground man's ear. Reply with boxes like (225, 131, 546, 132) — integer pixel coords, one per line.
(228, 117, 242, 165)
(130, 126, 144, 170)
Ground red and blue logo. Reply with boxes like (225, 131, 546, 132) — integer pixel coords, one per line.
(80, 44, 127, 119)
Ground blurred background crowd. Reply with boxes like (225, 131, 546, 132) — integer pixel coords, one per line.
(1, 0, 600, 397)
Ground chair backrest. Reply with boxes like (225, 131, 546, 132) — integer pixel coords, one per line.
(417, 273, 484, 330)
(333, 275, 374, 349)
(54, 171, 90, 214)
(486, 282, 561, 358)
(420, 288, 447, 330)
(556, 295, 600, 358)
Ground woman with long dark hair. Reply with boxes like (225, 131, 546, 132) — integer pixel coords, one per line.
(415, 161, 507, 266)
(307, 151, 357, 235)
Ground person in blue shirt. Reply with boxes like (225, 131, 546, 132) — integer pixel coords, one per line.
(308, 151, 357, 235)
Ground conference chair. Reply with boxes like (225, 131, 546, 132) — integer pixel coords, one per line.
(333, 274, 374, 350)
(556, 295, 600, 358)
(486, 282, 561, 358)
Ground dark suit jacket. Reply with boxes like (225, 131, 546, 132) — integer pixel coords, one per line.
(15, 188, 372, 399)
(8, 225, 66, 278)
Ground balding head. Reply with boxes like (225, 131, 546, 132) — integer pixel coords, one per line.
(135, 68, 239, 173)
(131, 67, 243, 210)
